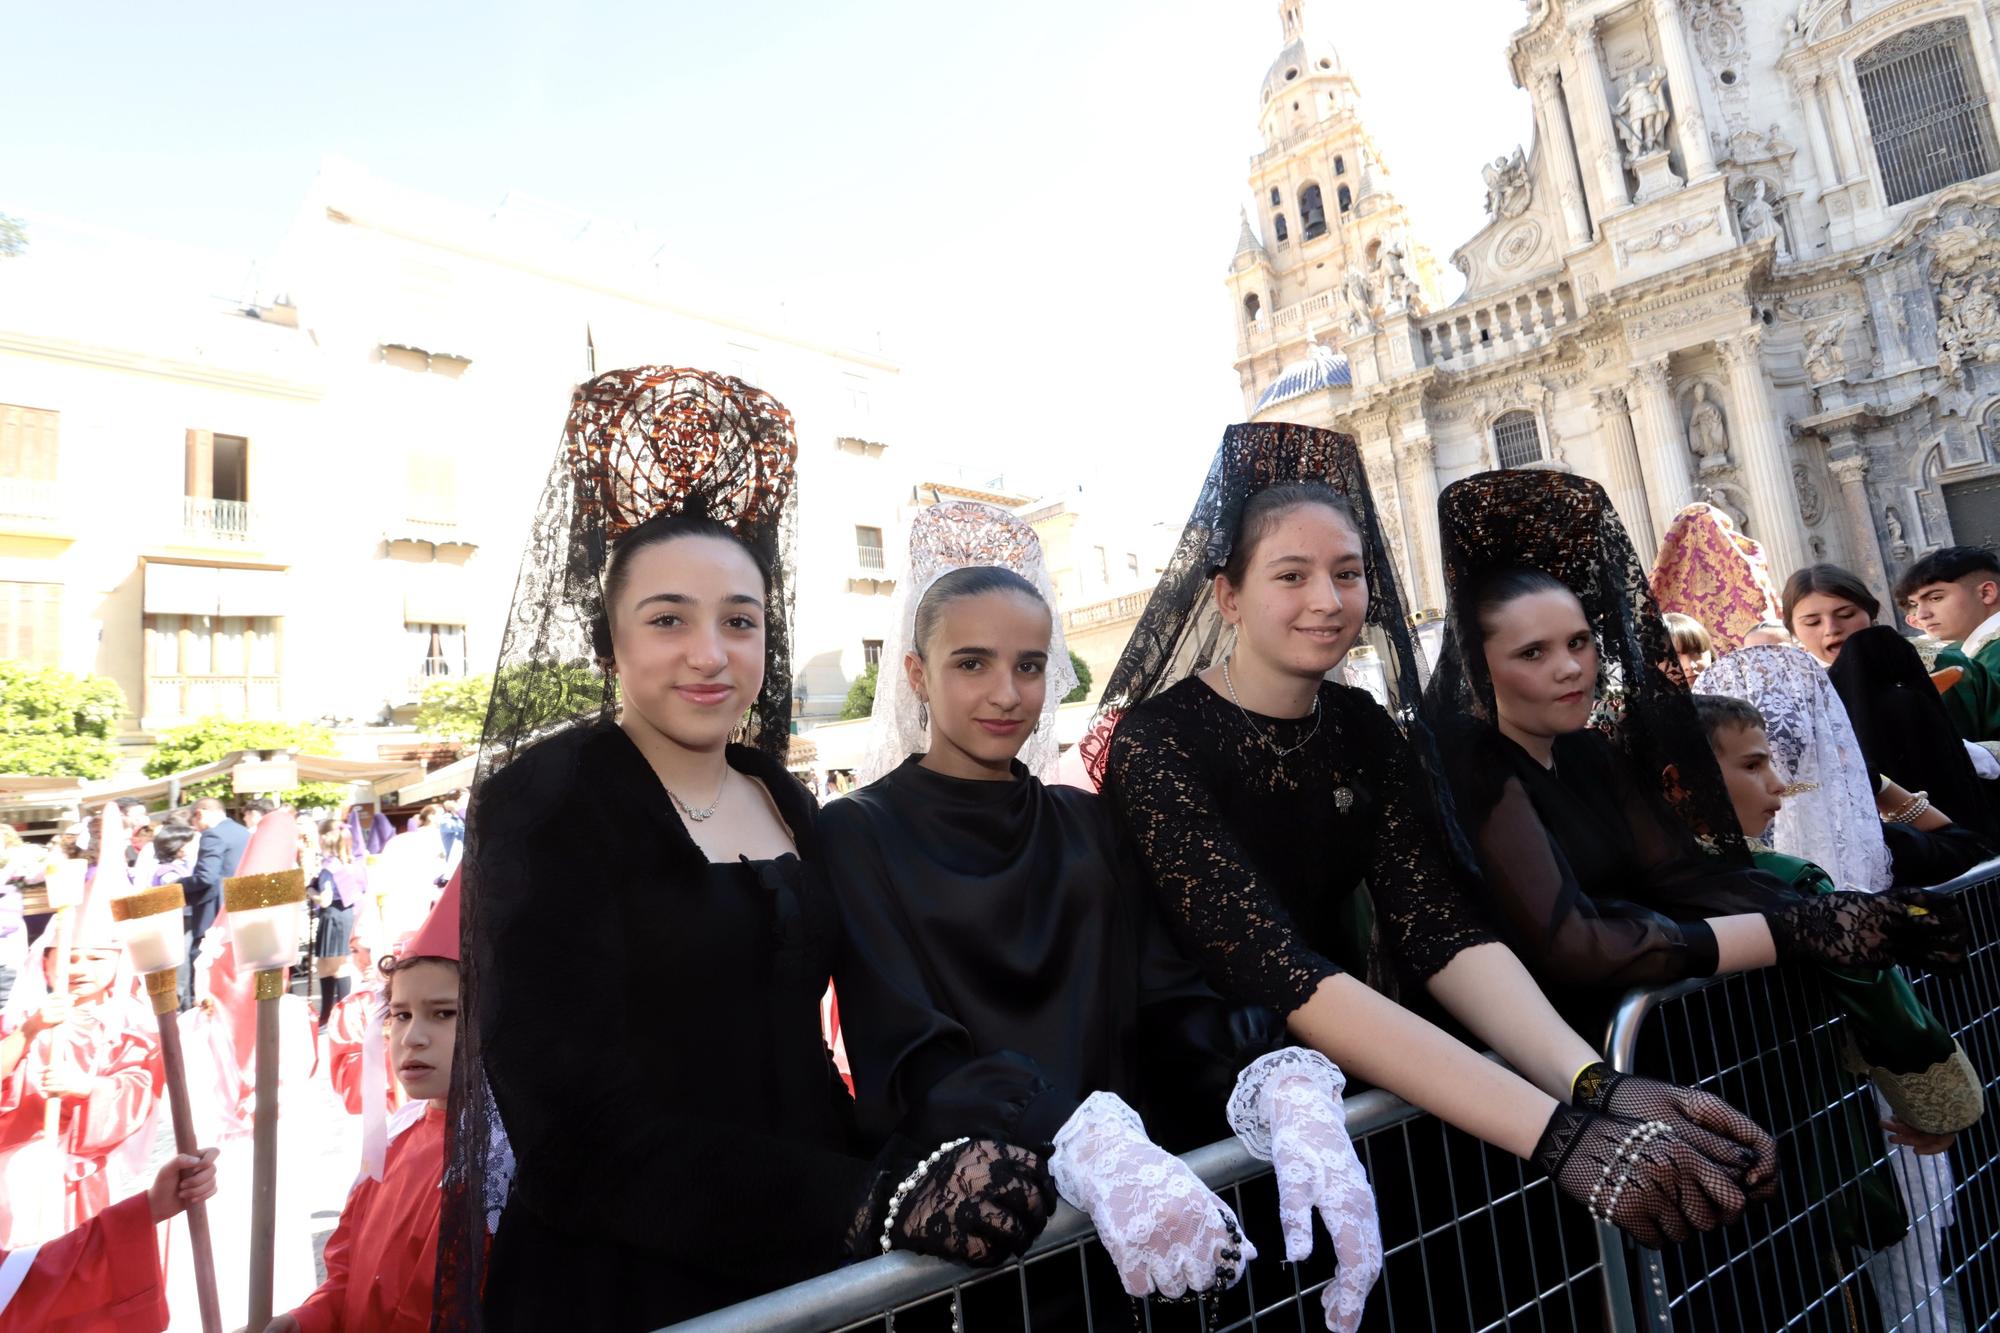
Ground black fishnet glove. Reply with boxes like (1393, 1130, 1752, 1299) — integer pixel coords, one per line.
(1533, 1105, 1747, 1248)
(1766, 887, 1968, 972)
(1572, 1063, 1777, 1204)
(846, 1138, 1057, 1268)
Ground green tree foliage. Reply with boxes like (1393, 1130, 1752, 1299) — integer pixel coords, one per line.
(415, 674, 494, 743)
(1063, 650, 1093, 705)
(0, 662, 126, 778)
(840, 662, 880, 721)
(143, 717, 348, 809)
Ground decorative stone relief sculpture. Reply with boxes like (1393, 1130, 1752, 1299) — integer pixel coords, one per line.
(1792, 462, 1824, 525)
(1686, 383, 1732, 473)
(1697, 483, 1751, 531)
(1884, 505, 1910, 558)
(1687, 0, 1747, 65)
(1805, 318, 1849, 383)
(1379, 239, 1421, 311)
(1734, 179, 1792, 260)
(1615, 67, 1672, 162)
(1481, 148, 1532, 220)
(1337, 264, 1377, 337)
(1931, 224, 2000, 386)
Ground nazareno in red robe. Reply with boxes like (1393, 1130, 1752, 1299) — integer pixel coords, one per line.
(286, 1101, 444, 1333)
(0, 1191, 168, 1332)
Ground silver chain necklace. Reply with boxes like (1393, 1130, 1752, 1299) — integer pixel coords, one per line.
(667, 771, 729, 822)
(1220, 656, 1322, 758)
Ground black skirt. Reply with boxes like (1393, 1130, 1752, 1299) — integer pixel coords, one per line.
(315, 902, 354, 958)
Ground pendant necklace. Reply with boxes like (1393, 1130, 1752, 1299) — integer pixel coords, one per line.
(667, 771, 728, 822)
(1221, 656, 1353, 812)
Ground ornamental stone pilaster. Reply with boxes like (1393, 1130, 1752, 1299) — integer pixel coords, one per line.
(1648, 0, 1715, 179)
(1630, 357, 1693, 536)
(1592, 383, 1657, 564)
(1566, 19, 1632, 212)
(1535, 71, 1594, 246)
(1827, 445, 1892, 609)
(1716, 332, 1810, 581)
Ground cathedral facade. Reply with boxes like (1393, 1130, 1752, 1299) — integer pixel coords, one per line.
(1231, 0, 2000, 617)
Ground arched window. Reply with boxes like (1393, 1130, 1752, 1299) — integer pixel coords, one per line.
(1494, 411, 1544, 468)
(1856, 18, 1999, 205)
(1269, 187, 1281, 206)
(1273, 212, 1290, 244)
(1243, 293, 1262, 324)
(1299, 184, 1328, 240)
(1334, 154, 1346, 175)
(1337, 184, 1354, 213)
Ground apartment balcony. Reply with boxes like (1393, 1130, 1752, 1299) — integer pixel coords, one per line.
(143, 673, 282, 727)
(0, 477, 72, 540)
(847, 542, 894, 593)
(386, 511, 476, 551)
(181, 496, 260, 544)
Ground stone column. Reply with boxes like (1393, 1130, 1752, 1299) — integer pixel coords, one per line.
(1648, 0, 1717, 179)
(1566, 20, 1632, 212)
(1827, 441, 1893, 609)
(1536, 71, 1594, 246)
(1398, 429, 1444, 613)
(1792, 73, 1843, 186)
(1592, 384, 1658, 564)
(1630, 356, 1693, 538)
(1821, 76, 1865, 181)
(1717, 330, 1812, 581)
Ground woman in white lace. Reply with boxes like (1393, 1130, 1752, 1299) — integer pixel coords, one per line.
(825, 503, 1382, 1328)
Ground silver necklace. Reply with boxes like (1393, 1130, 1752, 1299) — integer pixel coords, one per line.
(1220, 656, 1322, 758)
(667, 771, 728, 822)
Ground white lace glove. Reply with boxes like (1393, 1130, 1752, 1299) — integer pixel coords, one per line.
(1965, 738, 2000, 780)
(1227, 1049, 1383, 1333)
(1050, 1091, 1255, 1299)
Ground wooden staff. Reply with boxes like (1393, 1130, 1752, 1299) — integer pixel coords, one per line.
(224, 867, 306, 1332)
(111, 883, 222, 1333)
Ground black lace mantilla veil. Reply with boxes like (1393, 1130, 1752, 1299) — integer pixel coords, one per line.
(434, 367, 800, 1331)
(1080, 422, 1460, 847)
(1419, 469, 1751, 862)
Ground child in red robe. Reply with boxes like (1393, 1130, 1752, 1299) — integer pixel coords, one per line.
(265, 874, 460, 1333)
(0, 1147, 217, 1333)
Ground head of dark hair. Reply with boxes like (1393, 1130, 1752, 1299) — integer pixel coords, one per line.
(1215, 483, 1359, 587)
(1781, 563, 1878, 629)
(1692, 693, 1766, 746)
(1458, 565, 1575, 642)
(150, 823, 197, 862)
(378, 952, 461, 1008)
(594, 510, 773, 658)
(912, 566, 1048, 658)
(1894, 545, 2000, 604)
(243, 798, 277, 816)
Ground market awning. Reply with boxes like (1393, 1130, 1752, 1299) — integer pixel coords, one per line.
(388, 752, 477, 805)
(0, 751, 427, 815)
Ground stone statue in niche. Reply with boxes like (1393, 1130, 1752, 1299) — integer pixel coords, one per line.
(1884, 505, 1910, 558)
(1481, 148, 1532, 219)
(1337, 264, 1376, 336)
(1697, 483, 1750, 531)
(1736, 179, 1791, 260)
(1379, 239, 1420, 310)
(1804, 318, 1849, 383)
(1686, 383, 1732, 473)
(1615, 67, 1672, 163)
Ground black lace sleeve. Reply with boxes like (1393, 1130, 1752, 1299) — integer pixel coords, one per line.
(1341, 691, 1499, 981)
(1104, 701, 1345, 1016)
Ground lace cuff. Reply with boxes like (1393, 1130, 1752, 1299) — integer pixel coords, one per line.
(1226, 1047, 1348, 1160)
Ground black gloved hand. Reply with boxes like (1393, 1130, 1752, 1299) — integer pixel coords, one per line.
(1534, 1104, 1748, 1247)
(848, 1137, 1057, 1267)
(1767, 887, 1968, 971)
(1573, 1063, 1777, 1203)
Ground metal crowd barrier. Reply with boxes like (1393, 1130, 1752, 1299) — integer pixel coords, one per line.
(674, 859, 2000, 1332)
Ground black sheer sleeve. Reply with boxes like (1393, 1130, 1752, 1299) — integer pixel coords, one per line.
(822, 804, 1077, 1155)
(1342, 691, 1498, 981)
(1466, 773, 1720, 988)
(1104, 702, 1345, 1016)
(475, 772, 877, 1286)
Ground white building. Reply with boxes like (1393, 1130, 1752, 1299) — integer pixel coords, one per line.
(0, 160, 907, 746)
(1233, 0, 2000, 613)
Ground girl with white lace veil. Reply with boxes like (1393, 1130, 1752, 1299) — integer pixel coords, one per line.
(859, 502, 1077, 784)
(825, 500, 1383, 1328)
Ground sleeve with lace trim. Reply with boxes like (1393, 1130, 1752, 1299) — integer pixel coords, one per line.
(1342, 692, 1498, 981)
(1104, 703, 1343, 1017)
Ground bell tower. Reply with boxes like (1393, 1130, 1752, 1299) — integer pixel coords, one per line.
(1232, 0, 1443, 418)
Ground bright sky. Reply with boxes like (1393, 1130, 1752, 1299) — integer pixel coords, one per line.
(0, 0, 1532, 526)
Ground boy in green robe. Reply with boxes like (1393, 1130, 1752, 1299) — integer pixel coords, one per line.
(1897, 546, 2000, 743)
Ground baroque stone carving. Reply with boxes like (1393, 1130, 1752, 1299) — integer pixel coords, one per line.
(1686, 0, 1747, 65)
(1615, 67, 1672, 162)
(1884, 505, 1910, 558)
(1697, 482, 1751, 531)
(1793, 462, 1824, 525)
(1805, 318, 1849, 384)
(1496, 221, 1542, 270)
(1617, 212, 1720, 265)
(1734, 178, 1791, 260)
(1930, 224, 2000, 386)
(1482, 148, 1532, 219)
(1686, 383, 1732, 474)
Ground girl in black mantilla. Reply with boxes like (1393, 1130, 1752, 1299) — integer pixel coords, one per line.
(825, 502, 1382, 1329)
(432, 371, 1053, 1333)
(1420, 471, 1966, 1028)
(1093, 423, 1777, 1273)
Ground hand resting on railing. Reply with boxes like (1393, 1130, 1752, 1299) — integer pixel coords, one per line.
(1572, 1062, 1779, 1203)
(853, 1137, 1058, 1267)
(1766, 886, 1969, 971)
(1534, 1104, 1755, 1247)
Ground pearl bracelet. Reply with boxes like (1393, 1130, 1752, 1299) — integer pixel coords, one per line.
(1886, 790, 1931, 825)
(880, 1137, 972, 1255)
(1586, 1120, 1669, 1224)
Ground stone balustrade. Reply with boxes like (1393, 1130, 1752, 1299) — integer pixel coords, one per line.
(1419, 278, 1581, 370)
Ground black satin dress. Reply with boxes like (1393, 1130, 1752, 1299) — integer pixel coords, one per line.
(823, 756, 1284, 1158)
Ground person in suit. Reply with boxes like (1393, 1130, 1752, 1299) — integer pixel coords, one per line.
(180, 799, 248, 1010)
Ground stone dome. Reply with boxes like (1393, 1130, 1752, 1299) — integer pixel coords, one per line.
(1260, 36, 1346, 107)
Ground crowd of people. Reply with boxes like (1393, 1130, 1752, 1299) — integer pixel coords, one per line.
(0, 363, 1996, 1331)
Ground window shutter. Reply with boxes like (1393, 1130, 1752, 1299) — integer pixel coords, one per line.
(185, 429, 214, 498)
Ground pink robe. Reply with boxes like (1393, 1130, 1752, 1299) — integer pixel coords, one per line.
(0, 1192, 169, 1332)
(0, 1008, 162, 1248)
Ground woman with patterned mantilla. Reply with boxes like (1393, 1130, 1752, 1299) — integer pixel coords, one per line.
(1092, 423, 1777, 1255)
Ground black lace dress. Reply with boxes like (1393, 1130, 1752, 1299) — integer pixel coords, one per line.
(1102, 676, 1498, 1017)
(473, 722, 872, 1330)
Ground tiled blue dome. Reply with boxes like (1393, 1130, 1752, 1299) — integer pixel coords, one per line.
(1254, 341, 1351, 412)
